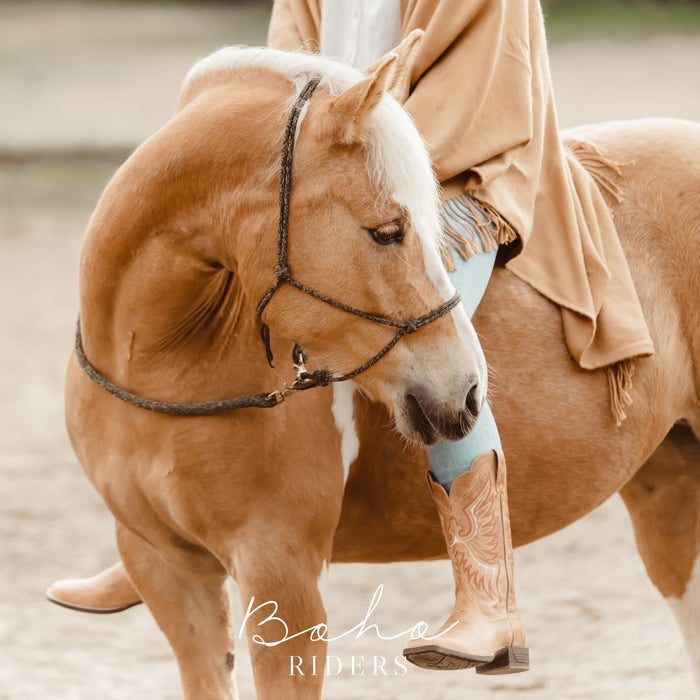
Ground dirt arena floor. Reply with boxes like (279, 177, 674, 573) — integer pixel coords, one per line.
(1, 3, 699, 698)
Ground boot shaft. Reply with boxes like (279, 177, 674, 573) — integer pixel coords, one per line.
(428, 450, 521, 628)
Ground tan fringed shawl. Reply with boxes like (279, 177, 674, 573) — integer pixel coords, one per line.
(268, 0, 655, 422)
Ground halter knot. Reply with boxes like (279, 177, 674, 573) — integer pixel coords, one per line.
(275, 264, 290, 279)
(404, 319, 420, 334)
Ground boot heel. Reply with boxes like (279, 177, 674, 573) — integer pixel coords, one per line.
(475, 646, 529, 675)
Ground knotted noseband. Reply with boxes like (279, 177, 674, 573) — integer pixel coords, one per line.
(74, 77, 460, 415)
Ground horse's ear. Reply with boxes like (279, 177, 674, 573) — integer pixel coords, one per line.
(364, 30, 423, 105)
(384, 29, 423, 104)
(321, 52, 398, 144)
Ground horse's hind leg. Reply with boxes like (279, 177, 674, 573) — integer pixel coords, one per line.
(620, 421, 700, 691)
(115, 523, 237, 700)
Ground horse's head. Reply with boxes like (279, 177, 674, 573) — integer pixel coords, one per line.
(179, 38, 488, 444)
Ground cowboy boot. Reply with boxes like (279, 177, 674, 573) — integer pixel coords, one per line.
(403, 449, 529, 674)
(46, 562, 142, 614)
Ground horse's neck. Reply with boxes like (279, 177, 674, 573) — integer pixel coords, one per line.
(77, 74, 292, 401)
(78, 173, 275, 403)
(84, 244, 269, 405)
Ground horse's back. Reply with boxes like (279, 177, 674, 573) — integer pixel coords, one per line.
(571, 118, 700, 406)
(567, 118, 700, 241)
(565, 117, 700, 168)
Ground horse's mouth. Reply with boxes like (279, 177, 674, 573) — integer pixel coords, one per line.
(404, 392, 476, 445)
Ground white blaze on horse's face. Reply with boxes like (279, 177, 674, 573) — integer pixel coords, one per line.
(184, 45, 487, 444)
(345, 76, 488, 444)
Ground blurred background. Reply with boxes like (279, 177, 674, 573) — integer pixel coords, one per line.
(2, 0, 700, 155)
(1, 1, 699, 699)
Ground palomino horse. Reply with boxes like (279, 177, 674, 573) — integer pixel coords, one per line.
(63, 41, 486, 700)
(54, 45, 700, 700)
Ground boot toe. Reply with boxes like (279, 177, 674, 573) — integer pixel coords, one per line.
(46, 580, 141, 614)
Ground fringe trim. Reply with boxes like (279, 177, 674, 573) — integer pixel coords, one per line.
(563, 138, 625, 204)
(568, 138, 639, 424)
(439, 145, 635, 426)
(606, 359, 636, 426)
(440, 196, 519, 271)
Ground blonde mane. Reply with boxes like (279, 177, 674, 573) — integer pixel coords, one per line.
(183, 47, 443, 266)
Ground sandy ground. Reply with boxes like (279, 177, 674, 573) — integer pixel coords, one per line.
(1, 2, 699, 699)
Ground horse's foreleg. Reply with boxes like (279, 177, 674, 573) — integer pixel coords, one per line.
(115, 522, 237, 700)
(235, 540, 330, 700)
(620, 422, 700, 693)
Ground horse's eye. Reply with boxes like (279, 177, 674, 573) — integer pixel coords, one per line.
(369, 222, 404, 246)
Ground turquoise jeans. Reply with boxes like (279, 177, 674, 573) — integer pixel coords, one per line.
(427, 197, 500, 492)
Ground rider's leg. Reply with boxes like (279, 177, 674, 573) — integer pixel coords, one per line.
(47, 560, 141, 614)
(404, 196, 528, 673)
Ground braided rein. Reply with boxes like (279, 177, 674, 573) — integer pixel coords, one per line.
(74, 77, 460, 416)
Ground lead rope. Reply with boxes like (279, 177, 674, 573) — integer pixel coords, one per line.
(74, 318, 281, 414)
(74, 77, 461, 416)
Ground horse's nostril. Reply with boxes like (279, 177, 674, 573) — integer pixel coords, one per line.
(405, 392, 439, 445)
(465, 382, 481, 417)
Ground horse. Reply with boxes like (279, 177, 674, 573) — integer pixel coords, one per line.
(51, 42, 700, 700)
(60, 38, 488, 700)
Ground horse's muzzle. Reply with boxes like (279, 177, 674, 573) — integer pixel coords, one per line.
(403, 382, 481, 445)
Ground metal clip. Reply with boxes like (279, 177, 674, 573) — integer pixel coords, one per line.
(270, 390, 287, 405)
(271, 383, 298, 404)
